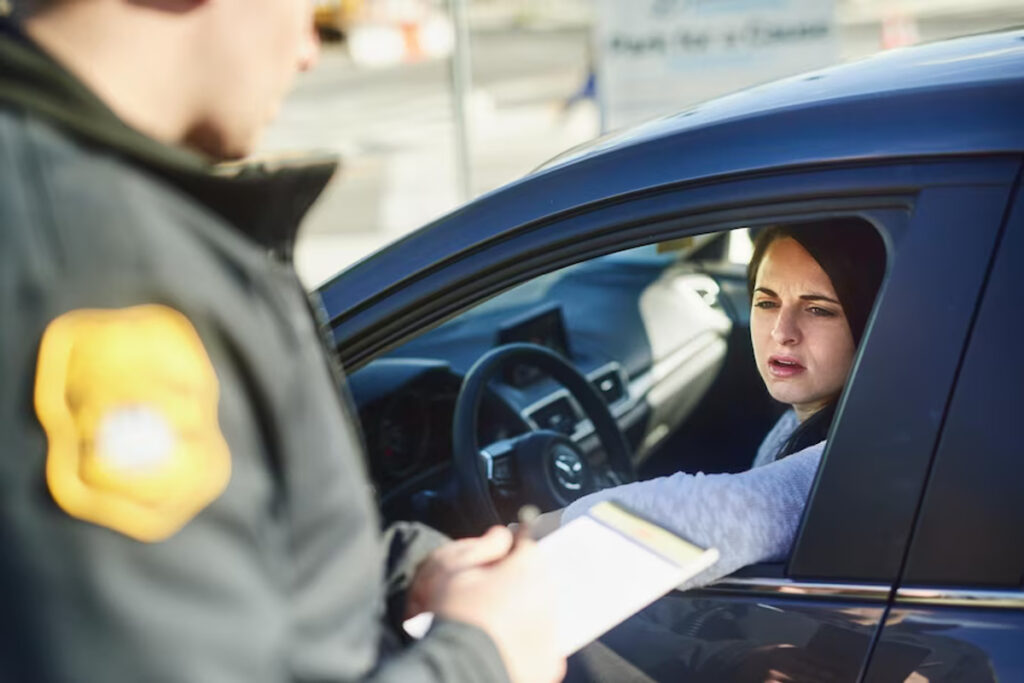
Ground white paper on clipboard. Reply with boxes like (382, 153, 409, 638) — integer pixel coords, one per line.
(404, 501, 719, 655)
(540, 500, 719, 655)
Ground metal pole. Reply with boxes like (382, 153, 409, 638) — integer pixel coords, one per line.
(448, 0, 473, 202)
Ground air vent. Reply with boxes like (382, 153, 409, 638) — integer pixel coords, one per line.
(591, 369, 625, 406)
(526, 396, 580, 436)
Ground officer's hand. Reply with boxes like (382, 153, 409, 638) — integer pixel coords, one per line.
(419, 526, 566, 683)
(405, 526, 515, 619)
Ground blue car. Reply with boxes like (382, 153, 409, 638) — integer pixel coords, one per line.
(319, 29, 1024, 681)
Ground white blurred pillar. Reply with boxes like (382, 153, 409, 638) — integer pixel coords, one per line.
(448, 0, 474, 202)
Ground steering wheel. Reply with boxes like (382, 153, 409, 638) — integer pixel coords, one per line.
(452, 343, 635, 529)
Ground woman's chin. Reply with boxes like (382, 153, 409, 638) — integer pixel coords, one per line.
(766, 382, 811, 409)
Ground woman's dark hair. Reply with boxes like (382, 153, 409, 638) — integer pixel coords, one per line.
(747, 218, 887, 457)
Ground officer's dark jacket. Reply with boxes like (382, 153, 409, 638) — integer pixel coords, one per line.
(0, 22, 509, 683)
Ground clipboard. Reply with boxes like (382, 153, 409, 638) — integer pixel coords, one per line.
(405, 501, 719, 655)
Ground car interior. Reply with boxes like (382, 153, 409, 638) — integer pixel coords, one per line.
(347, 224, 824, 539)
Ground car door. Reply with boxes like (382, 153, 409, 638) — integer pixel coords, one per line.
(572, 161, 1017, 682)
(860, 179, 1024, 682)
(319, 157, 1018, 681)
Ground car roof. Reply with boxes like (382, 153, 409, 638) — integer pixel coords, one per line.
(321, 29, 1024, 324)
(538, 28, 1024, 178)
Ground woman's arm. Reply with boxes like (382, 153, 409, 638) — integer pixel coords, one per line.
(560, 443, 826, 589)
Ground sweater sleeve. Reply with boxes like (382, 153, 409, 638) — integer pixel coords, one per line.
(561, 442, 825, 589)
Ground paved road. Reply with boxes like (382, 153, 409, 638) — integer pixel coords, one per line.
(262, 9, 1024, 287)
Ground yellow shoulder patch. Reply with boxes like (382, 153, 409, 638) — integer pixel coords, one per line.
(34, 305, 231, 542)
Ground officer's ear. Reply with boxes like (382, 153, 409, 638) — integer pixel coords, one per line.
(298, 21, 320, 72)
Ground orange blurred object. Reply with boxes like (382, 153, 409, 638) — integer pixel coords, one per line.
(881, 8, 920, 49)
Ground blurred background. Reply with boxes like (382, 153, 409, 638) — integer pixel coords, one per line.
(258, 0, 1024, 288)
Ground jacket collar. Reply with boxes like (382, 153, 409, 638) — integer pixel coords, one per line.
(0, 20, 338, 256)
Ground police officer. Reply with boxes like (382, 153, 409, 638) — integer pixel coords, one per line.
(0, 1, 564, 681)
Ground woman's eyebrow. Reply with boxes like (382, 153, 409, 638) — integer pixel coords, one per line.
(800, 294, 841, 304)
(754, 287, 841, 305)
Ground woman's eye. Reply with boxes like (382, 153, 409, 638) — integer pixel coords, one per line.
(808, 306, 837, 317)
(753, 300, 778, 310)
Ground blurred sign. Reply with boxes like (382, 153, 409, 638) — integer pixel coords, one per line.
(594, 0, 837, 130)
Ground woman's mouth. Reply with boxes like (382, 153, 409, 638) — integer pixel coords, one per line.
(768, 356, 806, 378)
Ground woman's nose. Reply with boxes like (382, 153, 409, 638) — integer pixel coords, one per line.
(771, 307, 801, 345)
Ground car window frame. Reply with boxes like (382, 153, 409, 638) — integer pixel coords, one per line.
(326, 157, 1019, 584)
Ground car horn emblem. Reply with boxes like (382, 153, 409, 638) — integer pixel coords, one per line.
(552, 447, 585, 491)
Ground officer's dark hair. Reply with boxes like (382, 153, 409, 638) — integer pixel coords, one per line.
(7, 0, 48, 19)
(14, 0, 80, 16)
(747, 218, 887, 458)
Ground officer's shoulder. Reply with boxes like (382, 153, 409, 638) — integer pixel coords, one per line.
(0, 108, 203, 270)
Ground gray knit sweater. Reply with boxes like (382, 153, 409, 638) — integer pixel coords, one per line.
(561, 410, 823, 588)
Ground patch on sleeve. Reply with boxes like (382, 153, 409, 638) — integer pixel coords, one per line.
(34, 305, 231, 542)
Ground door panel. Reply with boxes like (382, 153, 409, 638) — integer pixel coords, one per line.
(866, 606, 1022, 682)
(867, 170, 1024, 682)
(570, 586, 889, 682)
(900, 177, 1024, 587)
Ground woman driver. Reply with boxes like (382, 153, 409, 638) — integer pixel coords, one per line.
(551, 219, 887, 587)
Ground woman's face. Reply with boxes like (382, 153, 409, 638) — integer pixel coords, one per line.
(750, 237, 856, 422)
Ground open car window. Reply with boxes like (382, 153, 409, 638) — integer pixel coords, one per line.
(349, 219, 883, 554)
